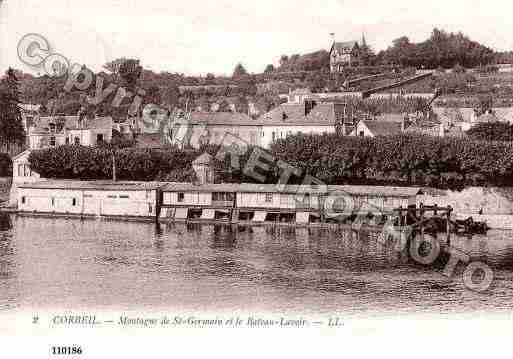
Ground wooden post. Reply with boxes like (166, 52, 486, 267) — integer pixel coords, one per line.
(155, 188, 162, 224)
(112, 152, 117, 182)
(420, 202, 424, 241)
(319, 195, 326, 223)
(446, 205, 452, 245)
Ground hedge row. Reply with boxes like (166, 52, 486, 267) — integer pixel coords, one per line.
(28, 145, 203, 181)
(269, 134, 513, 190)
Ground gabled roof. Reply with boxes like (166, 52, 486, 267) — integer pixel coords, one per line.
(330, 41, 359, 55)
(135, 133, 162, 148)
(19, 104, 41, 112)
(361, 120, 403, 136)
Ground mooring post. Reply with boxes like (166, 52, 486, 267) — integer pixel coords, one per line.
(419, 202, 424, 241)
(155, 188, 162, 225)
(319, 195, 326, 223)
(446, 205, 452, 245)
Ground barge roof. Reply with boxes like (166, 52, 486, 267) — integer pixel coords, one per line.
(162, 182, 422, 197)
(18, 180, 165, 191)
(19, 181, 423, 197)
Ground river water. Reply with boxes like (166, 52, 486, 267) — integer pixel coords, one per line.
(1, 214, 513, 315)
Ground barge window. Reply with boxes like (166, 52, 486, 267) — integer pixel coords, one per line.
(177, 193, 185, 203)
(265, 193, 273, 203)
(212, 192, 234, 201)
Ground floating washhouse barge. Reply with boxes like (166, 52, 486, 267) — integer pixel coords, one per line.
(160, 183, 422, 224)
(16, 180, 423, 225)
(17, 180, 163, 220)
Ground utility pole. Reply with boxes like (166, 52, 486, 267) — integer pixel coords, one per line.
(112, 152, 117, 181)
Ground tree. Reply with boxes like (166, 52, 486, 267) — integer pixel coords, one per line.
(232, 63, 248, 78)
(264, 64, 275, 73)
(0, 68, 25, 147)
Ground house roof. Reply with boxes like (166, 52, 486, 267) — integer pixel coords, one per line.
(360, 120, 403, 136)
(18, 180, 164, 191)
(475, 113, 502, 123)
(330, 41, 359, 54)
(31, 116, 113, 134)
(257, 103, 338, 126)
(188, 112, 255, 126)
(135, 133, 162, 148)
(193, 153, 214, 165)
(19, 103, 41, 112)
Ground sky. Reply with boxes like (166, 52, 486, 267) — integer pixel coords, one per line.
(1, 0, 513, 76)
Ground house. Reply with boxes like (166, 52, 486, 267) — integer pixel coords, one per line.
(171, 101, 348, 149)
(350, 115, 405, 137)
(329, 36, 366, 72)
(17, 180, 163, 218)
(9, 149, 41, 206)
(19, 103, 41, 132)
(28, 114, 113, 149)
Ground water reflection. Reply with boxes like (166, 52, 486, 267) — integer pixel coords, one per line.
(1, 216, 513, 313)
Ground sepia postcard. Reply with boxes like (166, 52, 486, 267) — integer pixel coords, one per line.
(1, 0, 513, 357)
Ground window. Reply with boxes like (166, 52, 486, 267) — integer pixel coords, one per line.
(50, 136, 56, 147)
(96, 133, 104, 143)
(18, 164, 24, 177)
(119, 195, 129, 199)
(49, 123, 55, 132)
(149, 203, 153, 214)
(72, 198, 77, 206)
(23, 165, 30, 177)
(21, 196, 26, 204)
(51, 197, 55, 206)
(265, 193, 273, 203)
(359, 131, 365, 137)
(74, 137, 80, 145)
(177, 192, 185, 203)
(107, 195, 117, 199)
(272, 132, 276, 142)
(65, 137, 69, 145)
(212, 192, 234, 202)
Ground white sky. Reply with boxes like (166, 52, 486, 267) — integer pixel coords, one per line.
(1, 0, 512, 76)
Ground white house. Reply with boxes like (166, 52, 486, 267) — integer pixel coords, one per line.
(28, 115, 113, 150)
(171, 102, 347, 149)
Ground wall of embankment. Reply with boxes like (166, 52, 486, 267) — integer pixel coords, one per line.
(419, 187, 513, 229)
